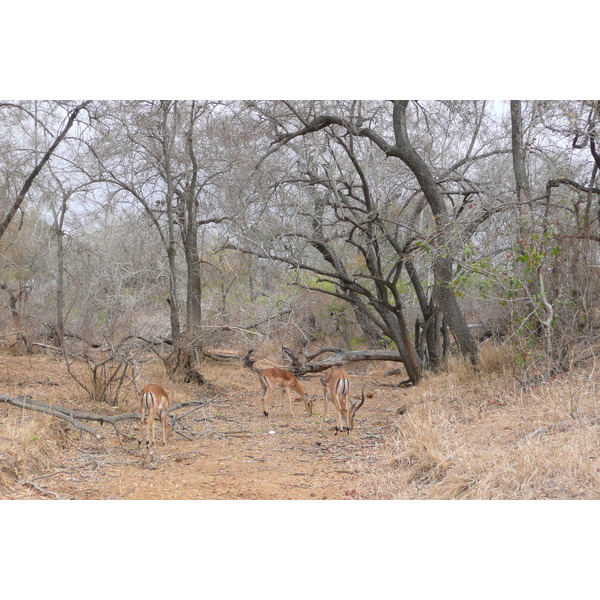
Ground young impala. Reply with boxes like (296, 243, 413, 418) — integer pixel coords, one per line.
(138, 383, 171, 449)
(320, 368, 366, 435)
(258, 367, 313, 418)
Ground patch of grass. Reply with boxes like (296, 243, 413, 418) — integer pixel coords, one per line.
(363, 348, 600, 500)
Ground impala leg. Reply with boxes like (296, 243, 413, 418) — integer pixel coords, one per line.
(334, 413, 340, 435)
(139, 418, 144, 448)
(286, 388, 296, 417)
(158, 409, 166, 445)
(138, 402, 145, 448)
(345, 401, 352, 434)
(261, 386, 273, 417)
(334, 404, 341, 434)
(150, 409, 156, 447)
(144, 408, 153, 450)
(339, 406, 346, 433)
(321, 391, 329, 426)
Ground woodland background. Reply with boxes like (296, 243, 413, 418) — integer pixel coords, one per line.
(0, 100, 599, 386)
(6, 4, 598, 598)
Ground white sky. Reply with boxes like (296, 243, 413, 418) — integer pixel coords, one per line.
(2, 2, 598, 100)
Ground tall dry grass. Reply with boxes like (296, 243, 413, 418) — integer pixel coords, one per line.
(363, 343, 600, 499)
(0, 412, 70, 496)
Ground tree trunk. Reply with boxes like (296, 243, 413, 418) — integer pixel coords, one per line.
(166, 340, 206, 385)
(161, 102, 182, 343)
(405, 257, 443, 370)
(510, 100, 553, 375)
(346, 290, 385, 348)
(183, 207, 202, 336)
(391, 101, 478, 363)
(55, 227, 65, 345)
(510, 100, 532, 207)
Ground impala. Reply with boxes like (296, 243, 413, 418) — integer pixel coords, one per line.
(320, 368, 366, 435)
(258, 367, 313, 418)
(138, 383, 171, 449)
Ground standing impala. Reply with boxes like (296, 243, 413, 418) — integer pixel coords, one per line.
(320, 368, 366, 435)
(258, 367, 313, 418)
(138, 383, 171, 449)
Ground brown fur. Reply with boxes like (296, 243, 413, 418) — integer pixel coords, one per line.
(138, 384, 171, 449)
(259, 367, 312, 417)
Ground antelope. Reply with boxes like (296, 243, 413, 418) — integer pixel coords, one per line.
(259, 367, 313, 418)
(138, 384, 171, 449)
(320, 368, 366, 435)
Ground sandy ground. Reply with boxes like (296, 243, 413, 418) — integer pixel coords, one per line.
(0, 353, 399, 500)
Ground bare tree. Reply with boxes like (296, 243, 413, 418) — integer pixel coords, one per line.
(87, 101, 238, 383)
(0, 101, 90, 242)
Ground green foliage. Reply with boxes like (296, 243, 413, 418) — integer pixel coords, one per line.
(349, 336, 365, 349)
(394, 278, 411, 296)
(513, 226, 562, 277)
(306, 276, 336, 294)
(452, 244, 502, 298)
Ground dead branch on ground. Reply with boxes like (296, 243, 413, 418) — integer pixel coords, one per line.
(0, 394, 102, 438)
(0, 393, 223, 442)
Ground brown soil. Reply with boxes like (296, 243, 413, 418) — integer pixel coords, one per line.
(0, 352, 396, 500)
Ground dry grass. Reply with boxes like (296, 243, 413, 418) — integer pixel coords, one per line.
(0, 413, 71, 496)
(362, 344, 600, 499)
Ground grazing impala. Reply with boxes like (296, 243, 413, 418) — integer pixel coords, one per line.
(259, 367, 313, 418)
(320, 368, 366, 435)
(138, 384, 171, 449)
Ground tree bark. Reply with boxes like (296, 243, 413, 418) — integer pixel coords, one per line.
(161, 101, 183, 343)
(510, 100, 532, 207)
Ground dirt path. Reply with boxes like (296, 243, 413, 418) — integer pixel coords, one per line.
(0, 355, 397, 500)
(45, 388, 389, 500)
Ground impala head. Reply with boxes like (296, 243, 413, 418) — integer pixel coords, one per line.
(340, 382, 367, 435)
(293, 379, 312, 417)
(304, 393, 313, 417)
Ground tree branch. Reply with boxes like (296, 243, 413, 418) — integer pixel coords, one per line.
(0, 394, 100, 438)
(0, 101, 91, 241)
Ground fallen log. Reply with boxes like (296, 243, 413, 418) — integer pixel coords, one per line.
(203, 349, 242, 362)
(0, 394, 102, 439)
(282, 346, 406, 376)
(0, 393, 221, 442)
(242, 346, 406, 377)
